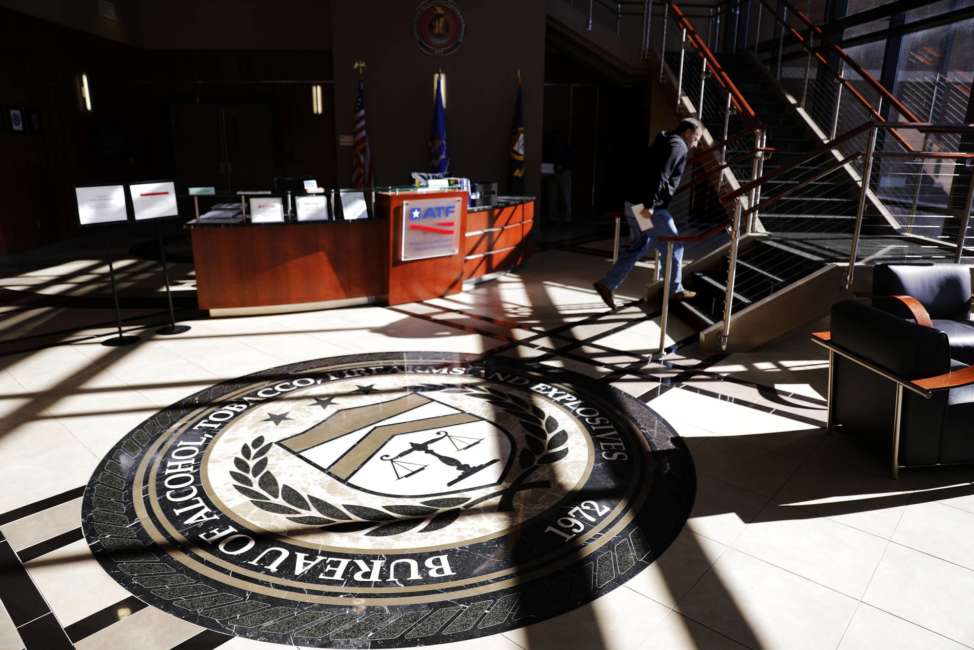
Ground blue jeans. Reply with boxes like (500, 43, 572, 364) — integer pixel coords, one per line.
(601, 204, 684, 293)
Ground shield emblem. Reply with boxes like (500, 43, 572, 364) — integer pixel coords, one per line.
(279, 392, 514, 497)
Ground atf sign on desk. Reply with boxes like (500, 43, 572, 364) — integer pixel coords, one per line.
(401, 197, 463, 261)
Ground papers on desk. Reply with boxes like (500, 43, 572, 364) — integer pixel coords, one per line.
(199, 203, 243, 223)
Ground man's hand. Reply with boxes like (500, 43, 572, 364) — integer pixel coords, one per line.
(640, 207, 653, 220)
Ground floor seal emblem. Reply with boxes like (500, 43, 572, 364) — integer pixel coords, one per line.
(82, 352, 695, 647)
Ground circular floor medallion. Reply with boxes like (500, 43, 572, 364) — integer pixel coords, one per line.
(82, 352, 695, 647)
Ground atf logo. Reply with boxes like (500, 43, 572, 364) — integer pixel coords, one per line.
(409, 204, 455, 220)
(81, 353, 694, 648)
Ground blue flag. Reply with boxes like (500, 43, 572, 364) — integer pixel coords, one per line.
(430, 76, 449, 174)
(509, 79, 525, 194)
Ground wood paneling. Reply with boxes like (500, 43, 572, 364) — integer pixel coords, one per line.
(191, 197, 533, 311)
(191, 219, 386, 309)
(462, 203, 534, 281)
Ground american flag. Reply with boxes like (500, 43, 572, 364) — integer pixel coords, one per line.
(351, 78, 373, 188)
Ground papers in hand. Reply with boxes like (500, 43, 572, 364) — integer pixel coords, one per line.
(627, 202, 654, 232)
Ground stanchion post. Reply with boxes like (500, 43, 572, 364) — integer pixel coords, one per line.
(698, 58, 708, 120)
(846, 125, 878, 290)
(102, 256, 140, 347)
(720, 200, 743, 350)
(156, 224, 191, 336)
(657, 242, 674, 358)
(955, 163, 974, 263)
(831, 76, 844, 140)
(776, 5, 788, 80)
(721, 92, 733, 164)
(801, 28, 814, 108)
(612, 215, 621, 263)
(753, 0, 763, 53)
(659, 2, 670, 84)
(676, 28, 687, 111)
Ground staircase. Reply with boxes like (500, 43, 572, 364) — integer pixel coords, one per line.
(672, 52, 955, 333)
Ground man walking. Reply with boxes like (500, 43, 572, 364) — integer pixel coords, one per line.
(593, 117, 703, 310)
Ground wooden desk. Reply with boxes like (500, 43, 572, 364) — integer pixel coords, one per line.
(189, 194, 535, 315)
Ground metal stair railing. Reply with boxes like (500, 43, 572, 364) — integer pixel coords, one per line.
(845, 122, 974, 285)
(647, 1, 771, 229)
(653, 122, 974, 353)
(744, 0, 923, 172)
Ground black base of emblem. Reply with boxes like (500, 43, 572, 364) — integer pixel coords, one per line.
(101, 334, 141, 347)
(82, 351, 695, 648)
(156, 324, 191, 336)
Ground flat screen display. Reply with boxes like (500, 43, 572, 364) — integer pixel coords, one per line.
(295, 195, 329, 222)
(75, 185, 128, 225)
(249, 196, 285, 223)
(341, 191, 369, 220)
(130, 181, 178, 221)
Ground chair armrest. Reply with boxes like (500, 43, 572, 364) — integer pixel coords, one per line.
(890, 295, 932, 327)
(811, 332, 974, 395)
(913, 364, 974, 391)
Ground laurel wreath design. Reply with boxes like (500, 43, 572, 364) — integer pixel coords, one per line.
(229, 384, 569, 537)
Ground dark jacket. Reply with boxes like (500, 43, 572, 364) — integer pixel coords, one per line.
(639, 131, 688, 210)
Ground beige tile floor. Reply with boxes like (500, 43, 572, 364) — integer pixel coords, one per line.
(0, 243, 972, 650)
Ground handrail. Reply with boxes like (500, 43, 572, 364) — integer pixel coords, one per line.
(758, 0, 922, 122)
(754, 0, 919, 152)
(873, 121, 974, 135)
(677, 145, 774, 197)
(689, 127, 760, 165)
(724, 121, 875, 203)
(668, 2, 759, 121)
(744, 151, 863, 216)
(776, 0, 922, 124)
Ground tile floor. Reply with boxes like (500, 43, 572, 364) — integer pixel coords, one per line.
(0, 238, 972, 650)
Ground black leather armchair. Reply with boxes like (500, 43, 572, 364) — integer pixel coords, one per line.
(872, 263, 974, 364)
(812, 300, 974, 478)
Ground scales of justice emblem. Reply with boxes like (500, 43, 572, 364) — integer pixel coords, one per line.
(279, 391, 516, 498)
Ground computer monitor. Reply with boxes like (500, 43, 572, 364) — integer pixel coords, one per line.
(338, 189, 370, 221)
(273, 177, 317, 198)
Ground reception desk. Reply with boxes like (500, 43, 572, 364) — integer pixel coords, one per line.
(190, 191, 533, 315)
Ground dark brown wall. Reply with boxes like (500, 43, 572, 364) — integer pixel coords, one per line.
(331, 0, 545, 196)
(0, 0, 141, 44)
(0, 7, 337, 255)
(138, 0, 332, 50)
(0, 8, 150, 253)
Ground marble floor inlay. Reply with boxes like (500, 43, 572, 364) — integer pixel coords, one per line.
(80, 352, 695, 648)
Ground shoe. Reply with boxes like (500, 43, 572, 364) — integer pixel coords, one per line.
(672, 289, 697, 301)
(593, 281, 616, 310)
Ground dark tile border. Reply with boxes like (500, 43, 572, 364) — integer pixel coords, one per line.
(18, 528, 84, 564)
(64, 596, 148, 643)
(171, 629, 233, 650)
(0, 487, 84, 528)
(0, 541, 51, 627)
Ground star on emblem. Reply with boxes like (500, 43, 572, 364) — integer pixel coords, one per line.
(355, 384, 378, 394)
(263, 412, 292, 426)
(411, 208, 421, 219)
(311, 396, 337, 410)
